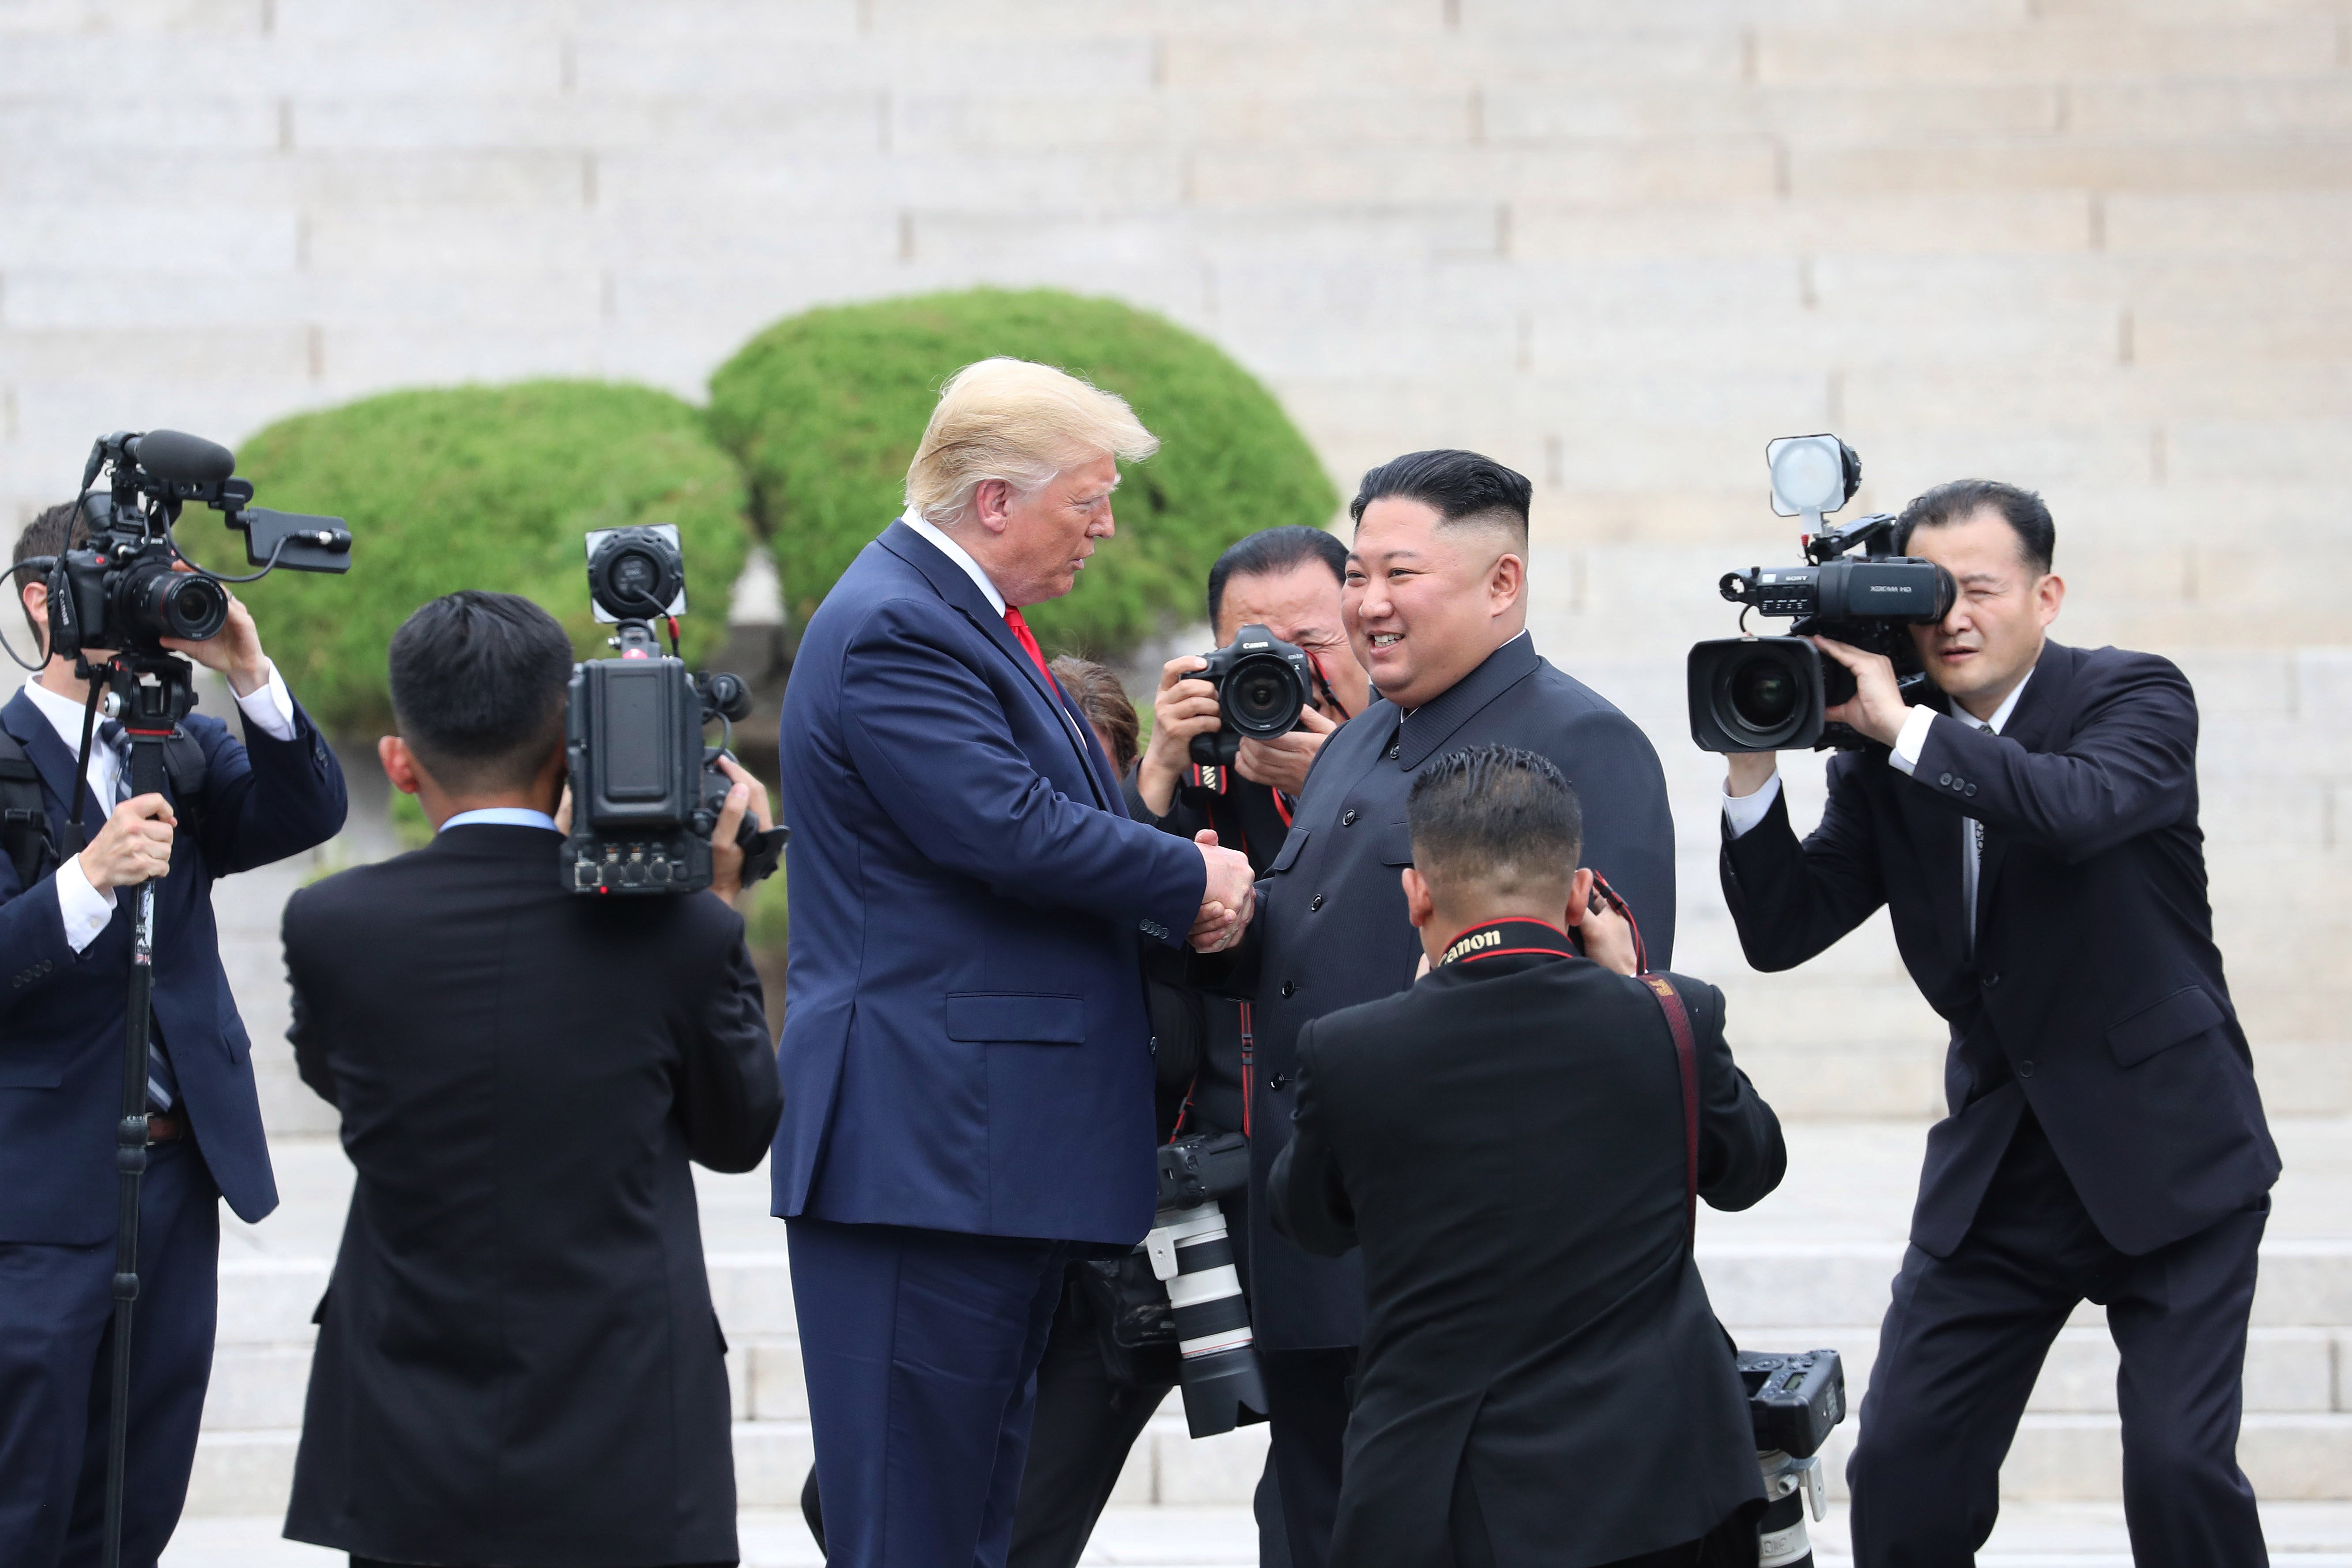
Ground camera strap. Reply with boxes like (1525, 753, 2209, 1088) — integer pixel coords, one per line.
(1639, 974, 1701, 1244)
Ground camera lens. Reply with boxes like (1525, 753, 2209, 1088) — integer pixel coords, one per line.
(587, 526, 686, 620)
(611, 550, 658, 599)
(117, 556, 229, 644)
(1730, 656, 1798, 731)
(1223, 655, 1304, 737)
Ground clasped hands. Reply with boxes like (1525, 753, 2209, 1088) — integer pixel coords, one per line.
(1189, 830, 1255, 953)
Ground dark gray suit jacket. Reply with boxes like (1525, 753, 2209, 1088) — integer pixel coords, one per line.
(1208, 632, 1677, 1348)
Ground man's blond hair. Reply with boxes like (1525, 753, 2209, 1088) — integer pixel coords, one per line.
(905, 358, 1159, 527)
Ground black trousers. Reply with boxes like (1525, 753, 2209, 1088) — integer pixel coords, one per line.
(1262, 1345, 1358, 1568)
(1847, 1109, 2268, 1568)
(0, 1138, 217, 1568)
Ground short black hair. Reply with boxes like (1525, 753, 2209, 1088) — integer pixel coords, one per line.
(13, 500, 90, 654)
(1408, 743, 1582, 901)
(1894, 479, 2055, 577)
(1205, 525, 1349, 632)
(388, 591, 574, 794)
(1348, 450, 1532, 545)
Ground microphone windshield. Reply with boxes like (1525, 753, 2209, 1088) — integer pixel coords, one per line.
(128, 430, 235, 484)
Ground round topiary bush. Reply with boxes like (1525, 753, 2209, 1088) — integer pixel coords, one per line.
(231, 381, 752, 738)
(706, 288, 1338, 658)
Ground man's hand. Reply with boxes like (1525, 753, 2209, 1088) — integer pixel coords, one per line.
(160, 568, 270, 697)
(707, 754, 776, 911)
(1235, 705, 1337, 797)
(1725, 751, 1778, 799)
(1136, 655, 1221, 816)
(79, 794, 176, 891)
(1188, 829, 1255, 953)
(1575, 894, 1640, 977)
(1814, 636, 1909, 748)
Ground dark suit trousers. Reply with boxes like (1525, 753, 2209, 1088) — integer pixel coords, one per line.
(0, 1140, 218, 1568)
(789, 1218, 1078, 1568)
(1848, 1111, 2268, 1568)
(1263, 1346, 1358, 1568)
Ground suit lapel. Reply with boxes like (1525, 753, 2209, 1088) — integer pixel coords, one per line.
(2, 687, 105, 840)
(1972, 640, 2074, 931)
(874, 521, 1112, 809)
(1394, 635, 1543, 771)
(1891, 735, 1971, 965)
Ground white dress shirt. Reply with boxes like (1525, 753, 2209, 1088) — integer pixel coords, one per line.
(903, 510, 1007, 615)
(1720, 670, 2034, 948)
(440, 807, 561, 833)
(20, 663, 299, 952)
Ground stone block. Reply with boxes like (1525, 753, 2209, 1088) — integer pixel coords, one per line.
(2068, 79, 2352, 139)
(185, 1429, 297, 1516)
(216, 1259, 332, 1346)
(204, 1346, 317, 1432)
(1510, 192, 2096, 260)
(2107, 192, 2352, 257)
(733, 1419, 818, 1509)
(0, 96, 280, 153)
(896, 89, 1478, 156)
(1793, 137, 2352, 200)
(1153, 1417, 1271, 1504)
(2250, 1243, 2352, 1329)
(1485, 83, 2063, 143)
(291, 91, 886, 155)
(749, 1341, 809, 1422)
(1189, 140, 1780, 207)
(1756, 22, 2338, 85)
(709, 1255, 799, 1340)
(572, 34, 1152, 96)
(2137, 306, 2352, 366)
(2241, 1415, 2352, 1500)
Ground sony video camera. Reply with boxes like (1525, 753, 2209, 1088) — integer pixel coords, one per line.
(1188, 623, 1314, 769)
(1140, 1131, 1270, 1437)
(562, 524, 787, 896)
(1740, 1348, 1848, 1568)
(22, 430, 350, 667)
(1687, 436, 1956, 753)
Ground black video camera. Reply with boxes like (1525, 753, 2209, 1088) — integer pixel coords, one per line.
(19, 430, 351, 667)
(1687, 436, 1956, 753)
(563, 524, 787, 896)
(1739, 1348, 1847, 1566)
(1188, 623, 1313, 769)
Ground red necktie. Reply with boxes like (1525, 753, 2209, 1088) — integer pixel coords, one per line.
(1004, 607, 1059, 694)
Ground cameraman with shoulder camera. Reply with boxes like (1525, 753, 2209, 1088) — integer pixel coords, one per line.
(1719, 481, 2278, 1567)
(0, 499, 348, 1568)
(279, 591, 782, 1568)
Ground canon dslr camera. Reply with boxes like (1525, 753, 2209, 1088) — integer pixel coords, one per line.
(1141, 1131, 1270, 1437)
(1188, 624, 1314, 769)
(1687, 436, 1956, 753)
(564, 525, 786, 896)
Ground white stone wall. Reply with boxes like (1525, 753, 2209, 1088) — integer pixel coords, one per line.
(4, 0, 2348, 1114)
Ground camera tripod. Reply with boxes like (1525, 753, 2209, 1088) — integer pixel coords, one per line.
(69, 650, 200, 1568)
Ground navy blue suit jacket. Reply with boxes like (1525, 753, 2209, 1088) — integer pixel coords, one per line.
(1721, 639, 2277, 1257)
(0, 682, 347, 1243)
(773, 522, 1207, 1246)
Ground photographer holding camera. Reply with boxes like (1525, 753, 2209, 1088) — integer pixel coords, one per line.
(278, 591, 782, 1568)
(1719, 481, 2279, 1567)
(0, 499, 347, 1568)
(1274, 744, 1784, 1568)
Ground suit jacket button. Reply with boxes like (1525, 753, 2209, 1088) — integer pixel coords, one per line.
(1964, 783, 1978, 797)
(1938, 772, 1952, 786)
(2018, 1059, 2035, 1077)
(1279, 980, 1296, 998)
(1309, 895, 1324, 911)
(1340, 809, 1358, 826)
(1983, 971, 2000, 989)
(1387, 744, 1400, 760)
(1268, 1074, 1287, 1091)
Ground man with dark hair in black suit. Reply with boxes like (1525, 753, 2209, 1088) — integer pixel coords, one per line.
(279, 591, 783, 1568)
(1719, 482, 2279, 1567)
(1206, 450, 1679, 1568)
(1272, 743, 1783, 1568)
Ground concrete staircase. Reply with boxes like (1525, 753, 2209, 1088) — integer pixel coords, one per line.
(187, 1116, 2352, 1523)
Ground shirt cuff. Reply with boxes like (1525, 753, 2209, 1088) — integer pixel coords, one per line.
(1888, 705, 1938, 778)
(1720, 770, 1783, 839)
(55, 851, 116, 953)
(234, 659, 297, 741)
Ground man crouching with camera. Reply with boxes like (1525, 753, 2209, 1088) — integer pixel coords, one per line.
(278, 591, 783, 1568)
(1273, 744, 1785, 1568)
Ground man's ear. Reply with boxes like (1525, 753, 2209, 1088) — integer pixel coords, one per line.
(378, 735, 425, 797)
(1488, 550, 1526, 616)
(1401, 865, 1435, 931)
(971, 479, 1015, 537)
(2035, 571, 2066, 628)
(20, 578, 49, 658)
(1562, 866, 1596, 927)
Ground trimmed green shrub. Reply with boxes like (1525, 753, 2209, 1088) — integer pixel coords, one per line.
(232, 381, 752, 738)
(707, 288, 1338, 658)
